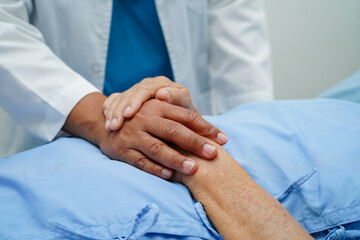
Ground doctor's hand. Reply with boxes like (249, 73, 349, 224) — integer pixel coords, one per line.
(99, 99, 227, 179)
(63, 93, 228, 179)
(103, 76, 198, 131)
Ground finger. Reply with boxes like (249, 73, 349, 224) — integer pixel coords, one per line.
(108, 99, 128, 131)
(121, 149, 174, 179)
(162, 104, 228, 145)
(122, 84, 154, 118)
(103, 93, 119, 116)
(106, 95, 125, 131)
(122, 77, 184, 118)
(192, 105, 199, 113)
(145, 117, 218, 159)
(105, 78, 188, 130)
(155, 87, 198, 112)
(136, 133, 198, 175)
(103, 94, 122, 131)
(105, 86, 155, 131)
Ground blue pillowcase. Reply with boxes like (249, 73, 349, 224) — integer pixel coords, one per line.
(0, 138, 220, 240)
(1, 99, 360, 239)
(318, 69, 360, 104)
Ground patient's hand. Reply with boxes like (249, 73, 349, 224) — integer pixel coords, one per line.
(173, 146, 313, 240)
(103, 76, 199, 131)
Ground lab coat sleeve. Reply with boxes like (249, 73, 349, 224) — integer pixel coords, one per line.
(0, 1, 100, 141)
(208, 0, 273, 114)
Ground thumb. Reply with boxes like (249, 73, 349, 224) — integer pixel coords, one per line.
(156, 87, 198, 112)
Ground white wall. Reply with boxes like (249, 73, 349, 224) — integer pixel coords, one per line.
(264, 0, 360, 99)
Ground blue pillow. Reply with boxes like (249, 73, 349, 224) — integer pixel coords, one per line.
(0, 138, 220, 240)
(1, 99, 360, 239)
(318, 69, 360, 104)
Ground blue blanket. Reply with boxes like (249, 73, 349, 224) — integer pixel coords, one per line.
(1, 99, 360, 239)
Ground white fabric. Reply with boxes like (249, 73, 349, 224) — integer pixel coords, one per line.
(0, 0, 273, 157)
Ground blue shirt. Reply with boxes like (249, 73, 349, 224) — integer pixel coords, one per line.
(103, 0, 174, 96)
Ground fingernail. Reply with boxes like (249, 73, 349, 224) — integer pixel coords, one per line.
(105, 120, 110, 130)
(104, 109, 108, 116)
(124, 106, 132, 116)
(110, 118, 118, 129)
(162, 169, 172, 178)
(203, 144, 216, 157)
(183, 160, 195, 172)
(217, 133, 228, 144)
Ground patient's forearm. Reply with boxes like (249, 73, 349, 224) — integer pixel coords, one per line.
(179, 147, 313, 240)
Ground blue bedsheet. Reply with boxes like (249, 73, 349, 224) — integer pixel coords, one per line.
(1, 99, 360, 239)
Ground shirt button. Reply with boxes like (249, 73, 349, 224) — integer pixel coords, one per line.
(91, 64, 101, 74)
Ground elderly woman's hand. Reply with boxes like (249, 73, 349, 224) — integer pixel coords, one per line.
(103, 76, 199, 131)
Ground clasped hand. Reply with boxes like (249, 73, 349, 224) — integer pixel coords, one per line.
(99, 77, 228, 179)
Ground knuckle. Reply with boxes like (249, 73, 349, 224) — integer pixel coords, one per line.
(121, 92, 132, 99)
(140, 78, 153, 85)
(144, 98, 162, 109)
(182, 87, 190, 96)
(110, 93, 122, 101)
(165, 121, 181, 137)
(149, 142, 165, 157)
(184, 110, 200, 122)
(121, 127, 135, 139)
(188, 134, 202, 148)
(171, 155, 184, 169)
(134, 156, 148, 170)
(133, 83, 140, 88)
(114, 145, 126, 158)
(203, 123, 217, 135)
(137, 85, 155, 96)
(167, 82, 177, 88)
(134, 109, 148, 120)
(156, 76, 169, 82)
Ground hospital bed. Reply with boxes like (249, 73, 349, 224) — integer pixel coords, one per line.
(1, 70, 360, 239)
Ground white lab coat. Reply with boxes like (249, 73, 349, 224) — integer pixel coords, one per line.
(0, 0, 273, 157)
